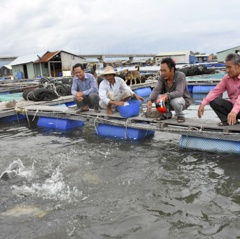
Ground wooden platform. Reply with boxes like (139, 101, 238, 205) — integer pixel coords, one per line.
(1, 79, 240, 142)
(4, 100, 239, 142)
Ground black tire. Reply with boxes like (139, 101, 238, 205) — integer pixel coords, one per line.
(56, 85, 67, 96)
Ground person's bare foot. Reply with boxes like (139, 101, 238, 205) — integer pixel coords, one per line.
(107, 106, 112, 115)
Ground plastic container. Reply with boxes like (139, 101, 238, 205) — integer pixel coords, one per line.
(96, 123, 155, 140)
(0, 115, 26, 123)
(133, 87, 152, 97)
(192, 85, 215, 94)
(187, 85, 193, 93)
(65, 101, 76, 107)
(118, 100, 140, 118)
(37, 117, 84, 130)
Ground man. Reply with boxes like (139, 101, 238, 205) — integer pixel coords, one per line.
(99, 66, 144, 115)
(71, 63, 100, 113)
(146, 58, 192, 123)
(198, 53, 240, 126)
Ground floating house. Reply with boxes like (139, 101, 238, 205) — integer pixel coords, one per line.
(10, 50, 86, 80)
(0, 65, 12, 78)
(217, 46, 240, 62)
(195, 54, 210, 63)
(155, 50, 197, 65)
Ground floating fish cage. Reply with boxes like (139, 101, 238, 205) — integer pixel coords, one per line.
(37, 117, 84, 130)
(179, 135, 240, 154)
(96, 123, 155, 140)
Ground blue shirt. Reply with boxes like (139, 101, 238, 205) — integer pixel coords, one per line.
(71, 73, 98, 96)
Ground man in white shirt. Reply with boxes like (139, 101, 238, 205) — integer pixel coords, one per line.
(99, 66, 144, 115)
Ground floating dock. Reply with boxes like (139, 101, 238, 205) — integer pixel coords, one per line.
(1, 77, 240, 154)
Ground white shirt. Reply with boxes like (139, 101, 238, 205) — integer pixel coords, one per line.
(99, 76, 134, 105)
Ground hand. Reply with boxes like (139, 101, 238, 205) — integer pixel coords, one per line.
(146, 101, 152, 112)
(76, 95, 83, 102)
(116, 101, 125, 106)
(198, 104, 204, 118)
(227, 112, 237, 125)
(134, 94, 144, 102)
(76, 92, 84, 98)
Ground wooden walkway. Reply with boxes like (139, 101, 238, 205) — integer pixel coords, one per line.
(2, 100, 239, 142)
(1, 79, 240, 142)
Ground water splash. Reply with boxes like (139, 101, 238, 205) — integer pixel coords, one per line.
(10, 165, 82, 202)
(0, 159, 35, 180)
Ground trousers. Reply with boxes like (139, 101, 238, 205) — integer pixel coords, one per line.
(209, 97, 240, 122)
(75, 92, 99, 108)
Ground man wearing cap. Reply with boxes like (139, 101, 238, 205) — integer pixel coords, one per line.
(71, 63, 101, 113)
(99, 66, 144, 115)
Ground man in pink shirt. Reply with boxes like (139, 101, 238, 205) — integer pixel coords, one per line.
(198, 53, 240, 126)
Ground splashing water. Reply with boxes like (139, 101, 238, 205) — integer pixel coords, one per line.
(1, 160, 82, 203)
(11, 165, 82, 202)
(0, 159, 35, 180)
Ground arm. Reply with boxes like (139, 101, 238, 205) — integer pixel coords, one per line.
(228, 94, 240, 125)
(71, 78, 78, 96)
(99, 81, 111, 105)
(198, 104, 205, 118)
(146, 78, 164, 112)
(82, 74, 98, 96)
(148, 78, 164, 102)
(201, 77, 227, 106)
(118, 77, 135, 96)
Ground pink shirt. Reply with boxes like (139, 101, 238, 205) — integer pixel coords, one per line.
(201, 74, 240, 114)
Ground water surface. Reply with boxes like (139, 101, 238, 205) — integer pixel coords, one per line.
(0, 105, 240, 239)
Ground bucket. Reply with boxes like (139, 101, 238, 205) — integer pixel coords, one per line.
(118, 100, 140, 118)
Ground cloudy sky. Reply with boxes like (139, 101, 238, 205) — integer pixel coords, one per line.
(1, 0, 240, 57)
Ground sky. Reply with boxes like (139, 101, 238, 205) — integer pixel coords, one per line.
(1, 0, 240, 57)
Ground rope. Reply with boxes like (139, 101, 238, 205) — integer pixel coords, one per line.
(32, 109, 39, 121)
(93, 116, 99, 134)
(124, 118, 131, 139)
(15, 107, 30, 126)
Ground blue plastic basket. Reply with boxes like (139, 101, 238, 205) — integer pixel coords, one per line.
(118, 100, 140, 118)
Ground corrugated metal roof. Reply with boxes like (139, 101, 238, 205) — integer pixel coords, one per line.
(216, 45, 240, 54)
(35, 50, 87, 63)
(3, 65, 12, 69)
(10, 52, 46, 66)
(156, 50, 194, 56)
(35, 51, 60, 63)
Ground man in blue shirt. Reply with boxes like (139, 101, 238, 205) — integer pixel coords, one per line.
(71, 63, 100, 113)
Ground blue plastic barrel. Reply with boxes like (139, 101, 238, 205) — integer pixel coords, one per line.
(192, 85, 214, 94)
(37, 117, 84, 130)
(187, 85, 193, 93)
(96, 123, 155, 140)
(133, 87, 152, 97)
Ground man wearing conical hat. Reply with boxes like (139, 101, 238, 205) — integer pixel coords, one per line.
(99, 66, 144, 115)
